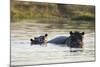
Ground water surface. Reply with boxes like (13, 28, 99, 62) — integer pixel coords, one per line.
(11, 20, 95, 66)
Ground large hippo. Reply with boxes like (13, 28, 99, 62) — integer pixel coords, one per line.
(48, 31, 85, 52)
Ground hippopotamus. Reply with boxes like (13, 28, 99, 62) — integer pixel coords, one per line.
(48, 31, 85, 52)
(30, 34, 48, 46)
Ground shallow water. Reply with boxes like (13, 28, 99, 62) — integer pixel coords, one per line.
(11, 20, 95, 66)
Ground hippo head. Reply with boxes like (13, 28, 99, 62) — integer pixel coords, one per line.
(30, 34, 48, 46)
(69, 31, 85, 48)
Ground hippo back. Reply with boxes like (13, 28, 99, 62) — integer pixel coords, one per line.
(48, 36, 68, 44)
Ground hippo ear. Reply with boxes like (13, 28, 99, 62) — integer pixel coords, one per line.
(81, 32, 85, 35)
(45, 34, 48, 37)
(70, 31, 73, 35)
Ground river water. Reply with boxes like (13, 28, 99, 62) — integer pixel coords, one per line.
(11, 20, 95, 66)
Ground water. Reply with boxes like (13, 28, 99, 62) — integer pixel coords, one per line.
(11, 20, 95, 66)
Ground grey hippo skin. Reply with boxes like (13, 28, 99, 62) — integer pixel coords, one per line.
(31, 36, 70, 46)
(48, 36, 70, 47)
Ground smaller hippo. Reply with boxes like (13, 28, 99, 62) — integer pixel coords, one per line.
(30, 34, 48, 46)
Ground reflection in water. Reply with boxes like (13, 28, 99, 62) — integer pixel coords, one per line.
(11, 20, 95, 66)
